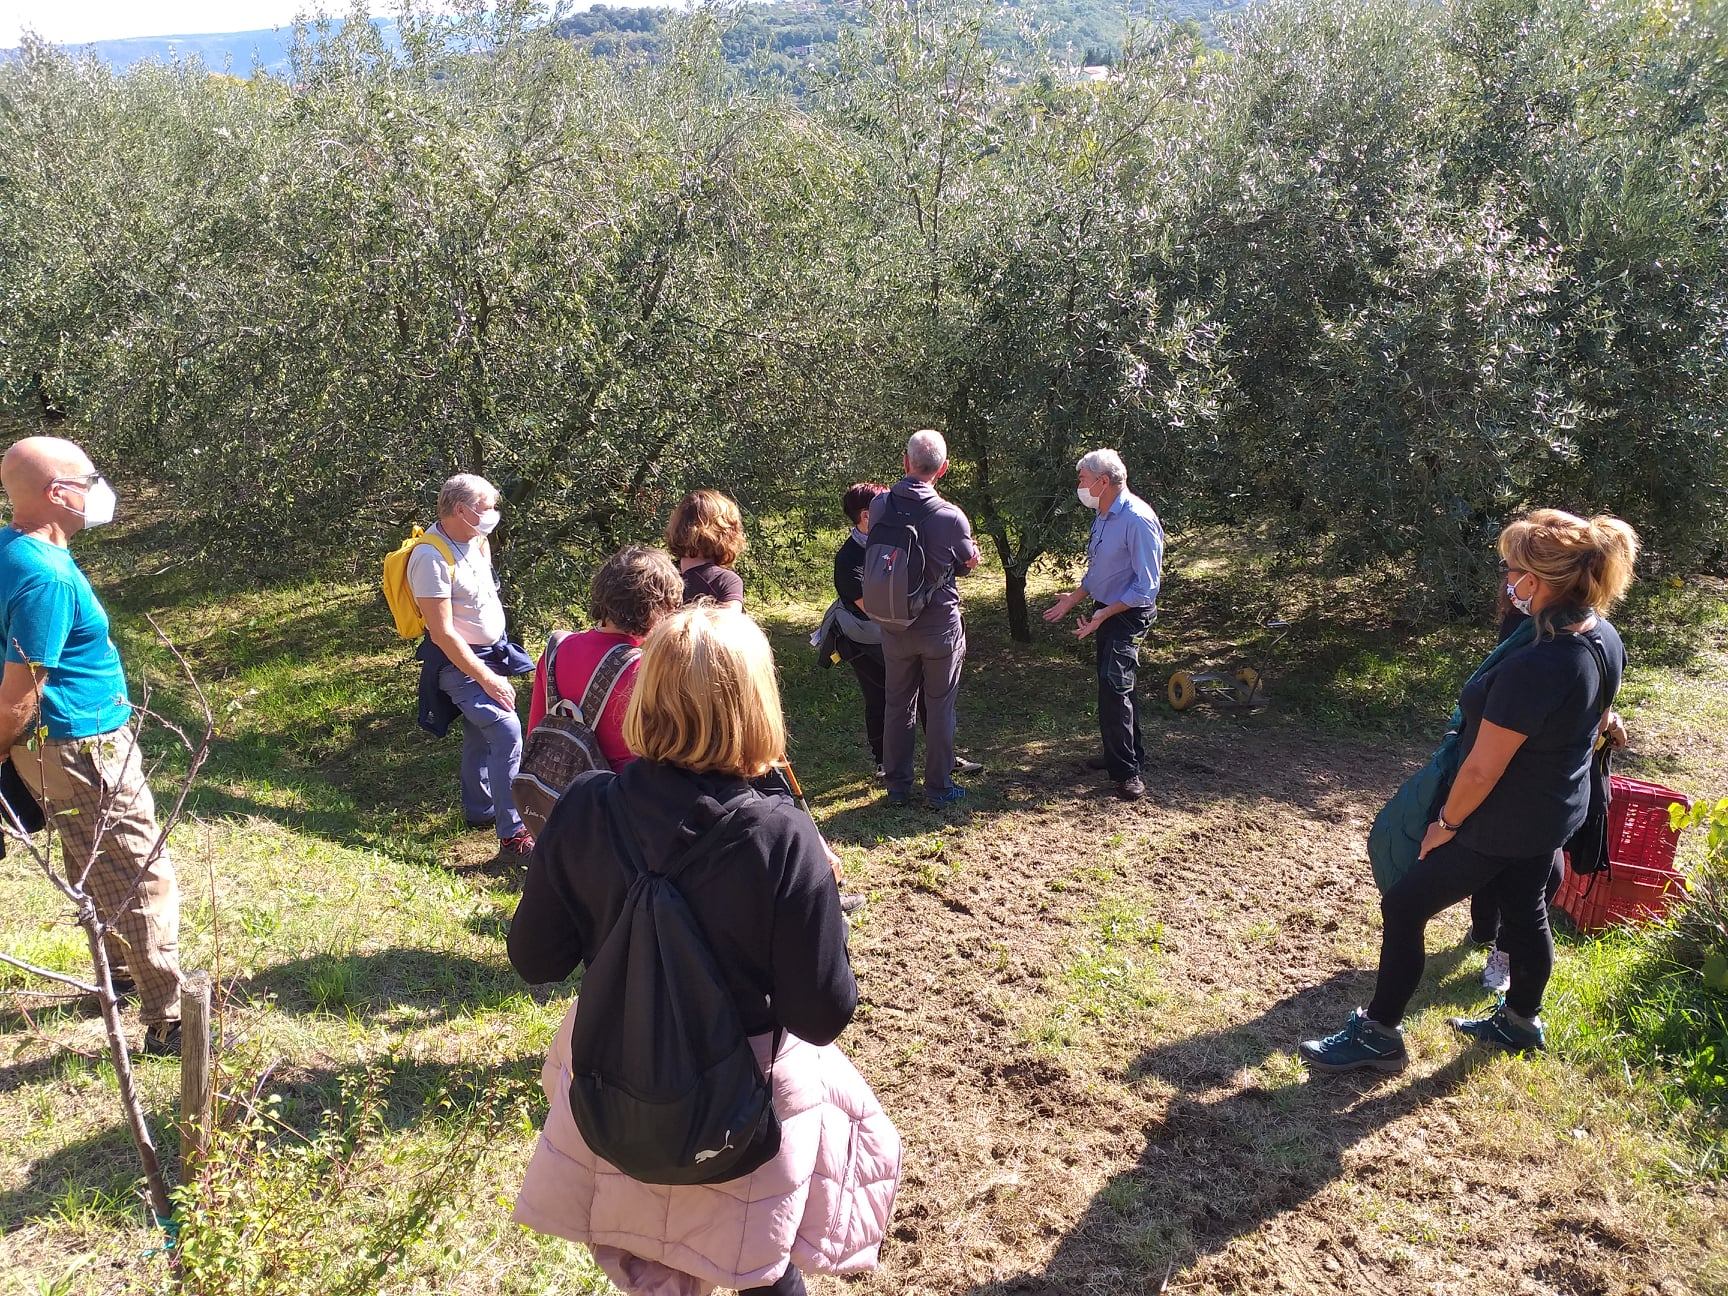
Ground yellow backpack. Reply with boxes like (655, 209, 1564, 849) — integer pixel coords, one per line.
(381, 527, 457, 639)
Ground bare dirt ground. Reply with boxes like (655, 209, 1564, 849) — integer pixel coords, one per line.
(815, 706, 1726, 1296)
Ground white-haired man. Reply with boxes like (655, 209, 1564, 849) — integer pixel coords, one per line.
(409, 473, 535, 854)
(0, 436, 187, 1054)
(1043, 449, 1165, 800)
(867, 430, 980, 809)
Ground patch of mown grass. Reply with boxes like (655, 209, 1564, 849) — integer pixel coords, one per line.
(1026, 899, 1166, 1052)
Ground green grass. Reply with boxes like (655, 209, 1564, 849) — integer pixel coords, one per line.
(1026, 898, 1166, 1052)
(0, 508, 1724, 1294)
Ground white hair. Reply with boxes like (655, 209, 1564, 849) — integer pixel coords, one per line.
(438, 472, 497, 517)
(1076, 448, 1127, 487)
(906, 429, 948, 476)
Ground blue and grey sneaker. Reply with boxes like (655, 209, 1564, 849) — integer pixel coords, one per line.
(1449, 1003, 1545, 1053)
(926, 784, 968, 810)
(1298, 1009, 1408, 1073)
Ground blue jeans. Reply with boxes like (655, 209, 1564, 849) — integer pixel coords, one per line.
(438, 664, 524, 839)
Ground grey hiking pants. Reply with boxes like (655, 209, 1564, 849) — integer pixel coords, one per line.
(882, 622, 965, 797)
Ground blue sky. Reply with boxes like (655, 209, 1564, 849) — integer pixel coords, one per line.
(0, 2, 676, 46)
(0, 3, 392, 44)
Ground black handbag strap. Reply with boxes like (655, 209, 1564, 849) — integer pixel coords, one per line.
(1575, 627, 1618, 735)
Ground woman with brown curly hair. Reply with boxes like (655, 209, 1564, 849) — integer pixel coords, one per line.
(1301, 509, 1639, 1070)
(526, 546, 684, 772)
(666, 489, 747, 610)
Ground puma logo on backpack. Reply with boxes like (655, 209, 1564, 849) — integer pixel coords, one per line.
(511, 634, 639, 835)
(862, 491, 938, 629)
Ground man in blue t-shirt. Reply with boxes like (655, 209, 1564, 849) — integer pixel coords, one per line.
(0, 436, 185, 1056)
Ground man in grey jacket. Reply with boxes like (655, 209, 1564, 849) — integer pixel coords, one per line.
(868, 430, 980, 809)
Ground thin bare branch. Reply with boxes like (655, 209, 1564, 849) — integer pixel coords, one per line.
(0, 951, 100, 995)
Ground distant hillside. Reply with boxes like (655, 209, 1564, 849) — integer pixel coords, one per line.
(10, 2, 1241, 80)
(559, 0, 1245, 74)
(13, 18, 401, 77)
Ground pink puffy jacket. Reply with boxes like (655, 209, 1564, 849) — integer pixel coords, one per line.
(514, 1000, 903, 1295)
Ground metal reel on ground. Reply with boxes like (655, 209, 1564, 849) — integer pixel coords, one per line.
(1167, 669, 1199, 711)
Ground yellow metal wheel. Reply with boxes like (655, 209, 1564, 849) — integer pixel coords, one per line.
(1168, 670, 1198, 711)
(1235, 666, 1261, 691)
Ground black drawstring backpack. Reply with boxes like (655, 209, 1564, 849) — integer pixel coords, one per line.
(565, 780, 782, 1186)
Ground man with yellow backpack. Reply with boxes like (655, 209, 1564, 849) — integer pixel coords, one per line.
(383, 474, 535, 856)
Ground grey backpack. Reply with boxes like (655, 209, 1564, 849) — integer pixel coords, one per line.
(861, 492, 935, 629)
(512, 634, 639, 834)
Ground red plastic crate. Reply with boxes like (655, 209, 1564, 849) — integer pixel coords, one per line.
(1556, 775, 1692, 934)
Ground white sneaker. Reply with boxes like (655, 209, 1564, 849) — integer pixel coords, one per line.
(1482, 948, 1511, 995)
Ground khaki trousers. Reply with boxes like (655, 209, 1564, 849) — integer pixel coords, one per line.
(10, 727, 183, 1024)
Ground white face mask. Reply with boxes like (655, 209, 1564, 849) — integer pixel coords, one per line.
(1077, 485, 1101, 510)
(1507, 576, 1534, 616)
(470, 507, 501, 536)
(60, 476, 117, 528)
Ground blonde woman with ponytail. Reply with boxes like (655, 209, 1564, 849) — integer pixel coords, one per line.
(1302, 510, 1638, 1071)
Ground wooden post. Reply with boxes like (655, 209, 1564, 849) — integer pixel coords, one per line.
(179, 972, 213, 1172)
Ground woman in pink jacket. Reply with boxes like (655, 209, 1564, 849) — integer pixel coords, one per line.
(508, 605, 901, 1295)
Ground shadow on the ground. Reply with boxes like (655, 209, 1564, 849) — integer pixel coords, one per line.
(237, 947, 529, 1022)
(0, 1047, 546, 1230)
(962, 960, 1491, 1293)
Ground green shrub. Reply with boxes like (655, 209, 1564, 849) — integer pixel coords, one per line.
(1560, 796, 1728, 1170)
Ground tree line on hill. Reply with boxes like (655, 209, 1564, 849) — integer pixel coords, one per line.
(0, 0, 1723, 637)
(555, 0, 1219, 83)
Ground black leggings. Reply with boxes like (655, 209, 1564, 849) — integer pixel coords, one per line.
(1470, 853, 1565, 945)
(1368, 840, 1560, 1024)
(741, 1269, 806, 1295)
(848, 650, 924, 764)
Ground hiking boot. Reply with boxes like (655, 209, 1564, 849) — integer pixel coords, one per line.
(926, 784, 968, 811)
(1298, 1009, 1408, 1074)
(465, 816, 497, 831)
(953, 755, 985, 776)
(1449, 1003, 1545, 1053)
(141, 1021, 182, 1059)
(1481, 947, 1512, 995)
(1116, 775, 1146, 801)
(884, 788, 909, 807)
(497, 829, 536, 858)
(839, 892, 868, 916)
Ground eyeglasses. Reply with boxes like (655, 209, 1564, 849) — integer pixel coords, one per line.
(54, 472, 106, 490)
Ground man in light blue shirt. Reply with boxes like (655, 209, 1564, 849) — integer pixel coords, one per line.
(1043, 449, 1165, 800)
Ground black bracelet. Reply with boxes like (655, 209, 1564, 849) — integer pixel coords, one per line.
(1439, 813, 1463, 833)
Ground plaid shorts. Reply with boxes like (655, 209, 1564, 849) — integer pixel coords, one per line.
(10, 726, 183, 1024)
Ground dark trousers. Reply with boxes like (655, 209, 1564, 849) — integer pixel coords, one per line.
(882, 623, 965, 795)
(848, 650, 925, 764)
(741, 1268, 806, 1295)
(1368, 840, 1559, 1024)
(1096, 606, 1156, 781)
(1470, 853, 1565, 945)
